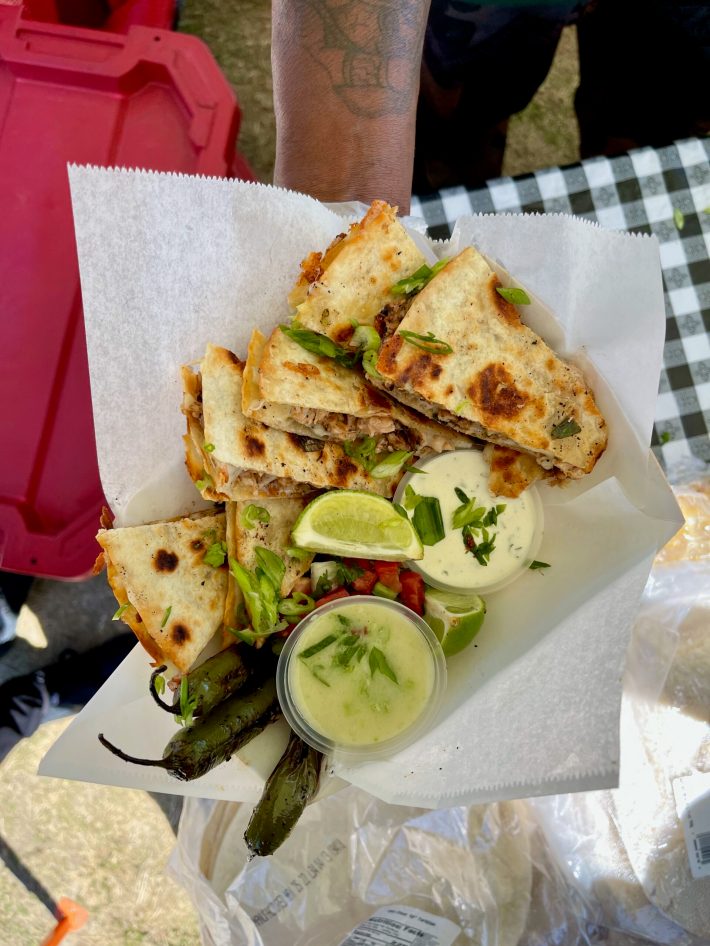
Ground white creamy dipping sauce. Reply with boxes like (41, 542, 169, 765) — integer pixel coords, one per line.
(398, 450, 543, 594)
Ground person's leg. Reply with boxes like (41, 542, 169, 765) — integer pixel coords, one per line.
(0, 571, 33, 649)
(414, 2, 587, 193)
(0, 671, 49, 763)
(575, 0, 710, 158)
(0, 632, 135, 763)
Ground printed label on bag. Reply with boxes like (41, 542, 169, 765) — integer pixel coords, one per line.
(672, 773, 710, 879)
(338, 905, 461, 946)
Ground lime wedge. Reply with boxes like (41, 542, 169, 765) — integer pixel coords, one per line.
(424, 588, 486, 657)
(291, 490, 423, 561)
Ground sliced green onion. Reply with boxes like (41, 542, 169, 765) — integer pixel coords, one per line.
(452, 500, 486, 530)
(161, 605, 172, 628)
(176, 676, 197, 727)
(254, 547, 286, 591)
(240, 504, 270, 530)
(529, 560, 551, 570)
(227, 626, 262, 646)
(372, 581, 398, 600)
(362, 349, 382, 380)
(278, 591, 315, 617)
(195, 473, 213, 491)
(398, 330, 453, 355)
(203, 443, 216, 453)
(391, 259, 448, 296)
(299, 634, 338, 660)
(280, 322, 359, 367)
(673, 207, 685, 230)
(112, 602, 130, 621)
(369, 646, 398, 684)
(551, 418, 581, 439)
(496, 286, 531, 305)
(203, 541, 227, 568)
(403, 484, 423, 511)
(412, 496, 445, 546)
(343, 436, 377, 470)
(350, 324, 381, 352)
(286, 546, 312, 562)
(369, 450, 413, 479)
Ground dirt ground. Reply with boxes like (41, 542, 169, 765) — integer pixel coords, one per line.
(0, 5, 581, 944)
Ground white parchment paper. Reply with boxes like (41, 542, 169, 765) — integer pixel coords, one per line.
(39, 168, 683, 806)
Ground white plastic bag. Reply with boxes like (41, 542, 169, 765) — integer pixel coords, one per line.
(169, 477, 707, 946)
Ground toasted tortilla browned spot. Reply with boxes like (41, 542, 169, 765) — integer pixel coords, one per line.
(155, 549, 178, 572)
(468, 364, 527, 420)
(301, 251, 324, 284)
(172, 623, 190, 644)
(485, 444, 545, 498)
(284, 361, 320, 378)
(226, 350, 242, 367)
(398, 351, 446, 389)
(378, 332, 404, 374)
(364, 385, 391, 410)
(287, 432, 307, 452)
(190, 539, 204, 551)
(243, 431, 265, 457)
(488, 278, 520, 327)
(333, 456, 359, 485)
(333, 324, 355, 345)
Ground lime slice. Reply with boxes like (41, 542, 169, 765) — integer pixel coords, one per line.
(424, 587, 486, 657)
(291, 490, 423, 561)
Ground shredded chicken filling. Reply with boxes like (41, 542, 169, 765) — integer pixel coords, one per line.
(289, 406, 396, 439)
(375, 380, 580, 477)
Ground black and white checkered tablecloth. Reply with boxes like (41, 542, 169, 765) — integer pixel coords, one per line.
(412, 137, 710, 468)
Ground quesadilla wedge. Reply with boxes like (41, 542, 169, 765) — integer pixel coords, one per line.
(225, 496, 314, 612)
(288, 200, 427, 344)
(242, 327, 472, 454)
(97, 512, 228, 673)
(183, 344, 404, 499)
(484, 444, 546, 498)
(373, 246, 608, 481)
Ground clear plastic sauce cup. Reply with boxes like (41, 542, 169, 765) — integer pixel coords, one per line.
(277, 596, 447, 762)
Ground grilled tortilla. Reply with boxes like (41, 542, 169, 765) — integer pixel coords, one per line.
(183, 344, 403, 499)
(242, 327, 472, 454)
(288, 200, 427, 344)
(97, 513, 227, 673)
(228, 497, 314, 597)
(484, 444, 546, 499)
(374, 246, 608, 480)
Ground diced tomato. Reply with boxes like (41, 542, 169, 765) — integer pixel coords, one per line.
(399, 570, 425, 615)
(313, 588, 350, 608)
(351, 570, 378, 594)
(373, 561, 401, 594)
(343, 558, 373, 572)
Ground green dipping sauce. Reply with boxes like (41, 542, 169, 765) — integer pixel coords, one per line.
(289, 601, 436, 747)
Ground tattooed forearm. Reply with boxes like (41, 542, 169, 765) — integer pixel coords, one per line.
(299, 1, 429, 118)
(271, 0, 430, 208)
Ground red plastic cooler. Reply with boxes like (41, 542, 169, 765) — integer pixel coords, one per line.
(0, 4, 254, 579)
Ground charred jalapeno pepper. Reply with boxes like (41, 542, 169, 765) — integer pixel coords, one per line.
(149, 645, 252, 718)
(244, 730, 323, 856)
(99, 678, 279, 781)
